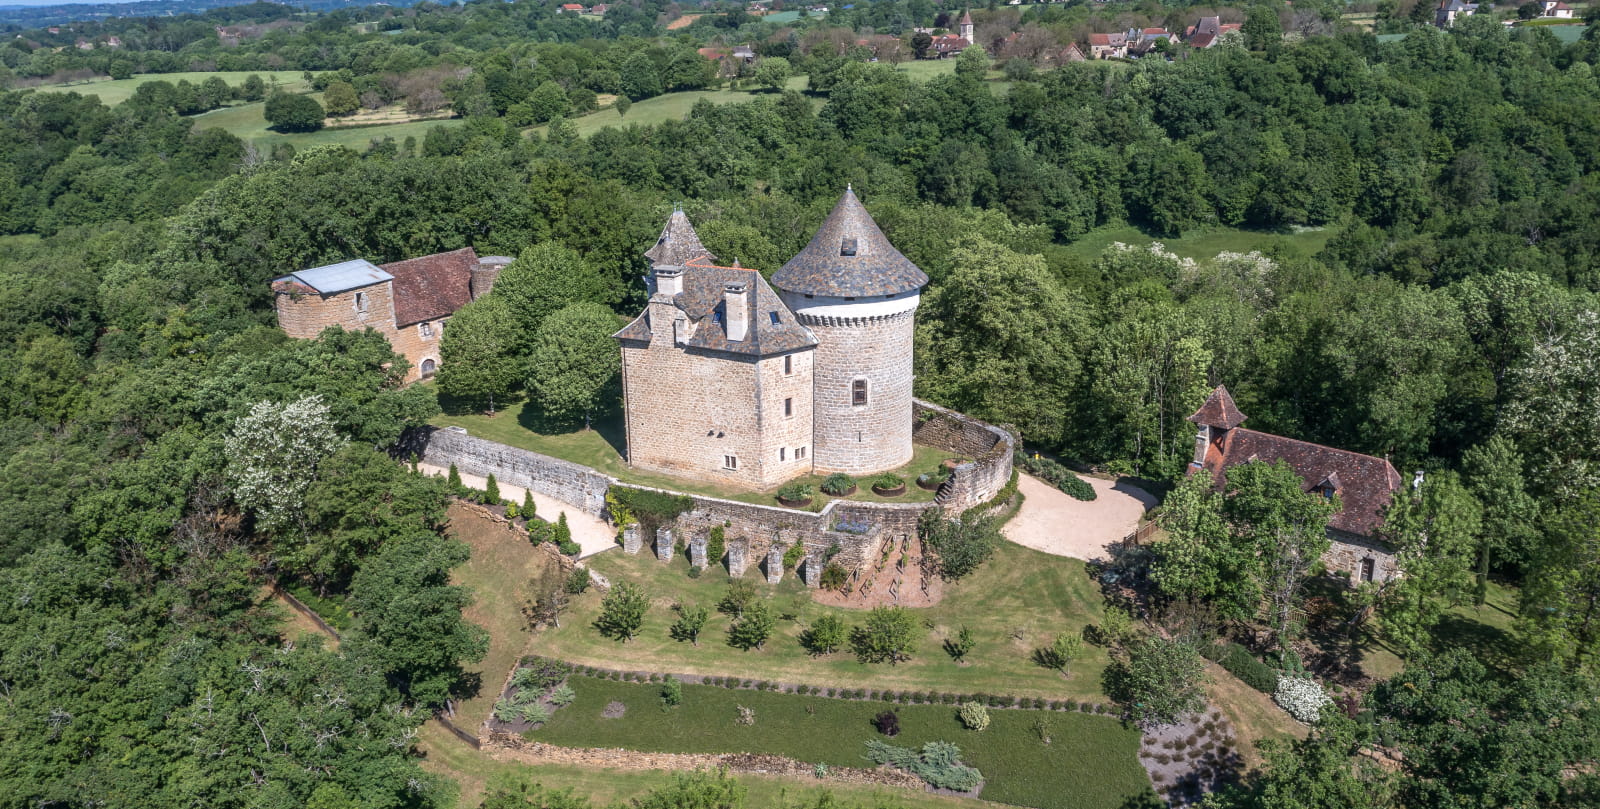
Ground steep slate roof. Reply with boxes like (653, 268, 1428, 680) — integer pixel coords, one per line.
(381, 247, 477, 327)
(1197, 429, 1403, 537)
(959, 9, 973, 24)
(1187, 385, 1402, 538)
(771, 187, 929, 298)
(1188, 385, 1248, 430)
(273, 259, 392, 295)
(615, 258, 817, 357)
(645, 209, 717, 266)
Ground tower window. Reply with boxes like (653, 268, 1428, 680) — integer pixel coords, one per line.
(784, 355, 792, 375)
(796, 446, 806, 459)
(780, 447, 786, 461)
(724, 455, 738, 470)
(419, 321, 433, 338)
(852, 379, 868, 406)
(840, 237, 857, 256)
(784, 397, 793, 417)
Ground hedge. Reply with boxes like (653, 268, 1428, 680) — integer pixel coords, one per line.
(1217, 643, 1278, 693)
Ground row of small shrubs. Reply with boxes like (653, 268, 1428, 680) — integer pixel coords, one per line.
(562, 664, 1115, 712)
(1018, 454, 1096, 501)
(1204, 642, 1279, 694)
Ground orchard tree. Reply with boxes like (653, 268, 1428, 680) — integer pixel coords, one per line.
(596, 582, 649, 642)
(800, 613, 848, 655)
(851, 606, 922, 664)
(224, 394, 346, 534)
(669, 603, 709, 646)
(437, 296, 521, 414)
(726, 599, 775, 650)
(526, 303, 622, 429)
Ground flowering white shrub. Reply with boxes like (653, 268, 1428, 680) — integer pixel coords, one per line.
(1273, 675, 1333, 724)
(224, 394, 346, 533)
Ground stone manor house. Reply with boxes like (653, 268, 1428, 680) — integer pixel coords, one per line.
(272, 248, 513, 383)
(614, 187, 929, 489)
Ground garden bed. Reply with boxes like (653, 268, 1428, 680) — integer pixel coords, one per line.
(527, 675, 1153, 809)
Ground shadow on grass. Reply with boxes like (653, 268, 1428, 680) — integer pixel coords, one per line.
(515, 404, 628, 460)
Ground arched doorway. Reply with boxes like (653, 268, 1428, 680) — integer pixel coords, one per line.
(420, 358, 437, 379)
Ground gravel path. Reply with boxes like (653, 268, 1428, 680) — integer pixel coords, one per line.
(1002, 473, 1157, 561)
(419, 463, 616, 558)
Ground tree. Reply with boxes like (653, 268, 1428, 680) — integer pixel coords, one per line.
(1519, 1, 1543, 19)
(225, 394, 347, 535)
(552, 512, 573, 550)
(240, 73, 266, 101)
(264, 91, 325, 132)
(527, 80, 569, 124)
(322, 80, 360, 116)
(526, 303, 622, 429)
(1152, 469, 1260, 623)
(447, 463, 462, 490)
(1106, 637, 1207, 727)
(1034, 634, 1083, 676)
(522, 490, 537, 519)
(1242, 5, 1283, 51)
(1517, 491, 1600, 675)
(717, 579, 758, 619)
(918, 509, 1001, 580)
(485, 474, 501, 504)
(1374, 472, 1482, 658)
(527, 576, 571, 629)
(347, 534, 489, 707)
(620, 51, 663, 100)
(1502, 310, 1600, 498)
(944, 625, 976, 662)
(851, 606, 922, 664)
(706, 526, 726, 570)
(727, 599, 775, 650)
(437, 296, 523, 414)
(911, 31, 933, 59)
(669, 603, 709, 645)
(493, 243, 617, 344)
(800, 613, 848, 655)
(753, 57, 791, 92)
(1250, 714, 1400, 809)
(595, 582, 649, 642)
(954, 45, 988, 80)
(1225, 460, 1336, 647)
(614, 96, 631, 117)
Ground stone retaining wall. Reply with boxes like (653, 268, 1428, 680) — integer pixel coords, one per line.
(911, 399, 1015, 512)
(397, 427, 613, 518)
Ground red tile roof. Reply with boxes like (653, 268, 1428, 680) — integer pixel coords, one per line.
(1188, 385, 1248, 430)
(382, 247, 477, 327)
(1198, 428, 1402, 537)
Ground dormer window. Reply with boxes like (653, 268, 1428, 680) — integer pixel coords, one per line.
(840, 237, 857, 256)
(769, 311, 780, 325)
(712, 311, 723, 325)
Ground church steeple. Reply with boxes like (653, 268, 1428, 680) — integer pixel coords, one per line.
(958, 8, 974, 41)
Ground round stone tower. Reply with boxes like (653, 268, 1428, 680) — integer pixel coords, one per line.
(772, 187, 928, 476)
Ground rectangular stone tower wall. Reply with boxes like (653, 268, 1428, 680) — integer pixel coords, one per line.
(385, 316, 446, 383)
(621, 341, 785, 489)
(275, 282, 398, 342)
(756, 350, 816, 483)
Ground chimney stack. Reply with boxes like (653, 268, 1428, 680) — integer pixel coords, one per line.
(655, 266, 684, 297)
(471, 255, 513, 300)
(723, 281, 748, 342)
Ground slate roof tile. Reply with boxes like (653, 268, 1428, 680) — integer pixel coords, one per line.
(771, 187, 928, 298)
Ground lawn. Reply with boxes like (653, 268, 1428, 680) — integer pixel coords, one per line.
(1060, 223, 1335, 263)
(34, 70, 307, 105)
(1355, 579, 1520, 681)
(447, 502, 567, 731)
(414, 721, 1002, 809)
(428, 395, 949, 508)
(534, 538, 1117, 703)
(191, 98, 466, 153)
(532, 78, 814, 138)
(528, 675, 1153, 809)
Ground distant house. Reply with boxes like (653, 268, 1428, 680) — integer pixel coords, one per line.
(1058, 42, 1086, 63)
(104, 36, 122, 48)
(1125, 27, 1173, 57)
(1087, 32, 1127, 59)
(1540, 0, 1574, 16)
(1184, 16, 1240, 49)
(1187, 386, 1405, 585)
(732, 44, 757, 62)
(1434, 0, 1477, 27)
(74, 39, 93, 50)
(929, 33, 971, 58)
(558, 3, 587, 12)
(590, 3, 610, 13)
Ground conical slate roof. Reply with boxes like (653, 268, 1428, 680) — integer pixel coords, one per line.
(959, 9, 973, 24)
(644, 208, 716, 266)
(1188, 385, 1248, 430)
(772, 188, 928, 298)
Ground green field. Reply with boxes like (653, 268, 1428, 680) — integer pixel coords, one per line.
(191, 97, 464, 152)
(1060, 223, 1335, 263)
(32, 70, 307, 105)
(529, 676, 1152, 809)
(536, 539, 1119, 704)
(415, 721, 999, 809)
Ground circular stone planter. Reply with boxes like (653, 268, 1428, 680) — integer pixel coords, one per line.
(871, 484, 907, 497)
(916, 476, 946, 491)
(776, 496, 814, 508)
(821, 485, 858, 497)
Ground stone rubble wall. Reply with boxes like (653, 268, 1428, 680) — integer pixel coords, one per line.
(397, 426, 613, 519)
(1324, 529, 1398, 585)
(911, 399, 1015, 511)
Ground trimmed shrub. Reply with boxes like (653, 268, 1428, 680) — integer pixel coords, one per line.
(1018, 454, 1096, 501)
(874, 710, 901, 737)
(957, 701, 990, 731)
(1219, 643, 1279, 693)
(661, 677, 683, 707)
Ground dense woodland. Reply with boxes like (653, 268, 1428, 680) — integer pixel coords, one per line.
(2, 1, 1600, 807)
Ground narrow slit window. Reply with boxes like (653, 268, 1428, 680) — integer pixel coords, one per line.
(784, 397, 793, 417)
(769, 311, 780, 325)
(780, 448, 786, 461)
(354, 292, 368, 313)
(783, 355, 793, 375)
(852, 379, 868, 406)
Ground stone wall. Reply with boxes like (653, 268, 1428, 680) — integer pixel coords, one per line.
(275, 280, 440, 384)
(1324, 529, 1397, 586)
(397, 426, 613, 518)
(911, 399, 1015, 512)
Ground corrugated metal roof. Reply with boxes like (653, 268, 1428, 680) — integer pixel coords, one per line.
(279, 259, 393, 295)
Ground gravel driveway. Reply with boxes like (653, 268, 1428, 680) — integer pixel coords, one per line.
(1002, 473, 1157, 561)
